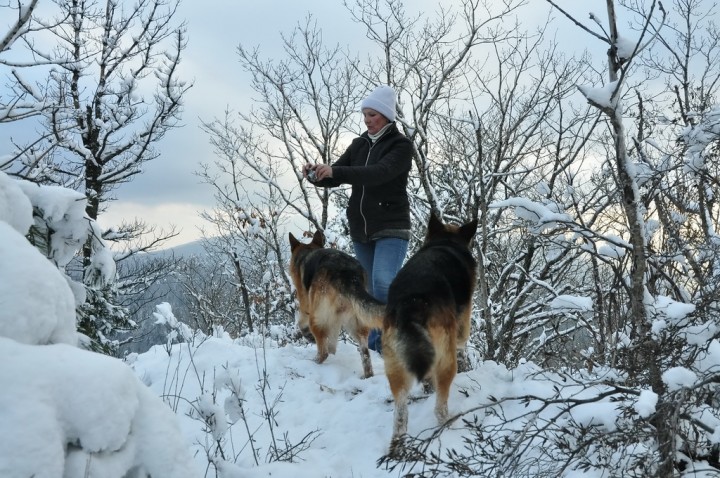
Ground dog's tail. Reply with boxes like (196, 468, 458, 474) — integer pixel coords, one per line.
(349, 285, 385, 330)
(389, 300, 435, 382)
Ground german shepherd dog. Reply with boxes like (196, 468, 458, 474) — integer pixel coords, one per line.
(382, 213, 478, 448)
(288, 230, 384, 378)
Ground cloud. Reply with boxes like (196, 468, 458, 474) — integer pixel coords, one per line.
(100, 201, 212, 249)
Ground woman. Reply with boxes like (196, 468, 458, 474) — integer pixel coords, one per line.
(303, 84, 413, 353)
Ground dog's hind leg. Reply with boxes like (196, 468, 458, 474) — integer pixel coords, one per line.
(456, 307, 473, 373)
(388, 393, 409, 457)
(356, 327, 374, 378)
(385, 356, 412, 441)
(359, 345, 373, 378)
(309, 318, 329, 364)
(391, 388, 409, 444)
(433, 342, 458, 425)
(326, 308, 346, 357)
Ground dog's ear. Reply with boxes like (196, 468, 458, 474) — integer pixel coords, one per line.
(289, 232, 300, 251)
(426, 211, 445, 238)
(312, 229, 325, 246)
(459, 218, 479, 244)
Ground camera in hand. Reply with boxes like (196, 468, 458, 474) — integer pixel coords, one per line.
(307, 169, 318, 182)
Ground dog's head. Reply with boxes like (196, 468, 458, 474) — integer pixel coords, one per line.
(288, 229, 325, 279)
(425, 212, 478, 247)
(288, 229, 325, 254)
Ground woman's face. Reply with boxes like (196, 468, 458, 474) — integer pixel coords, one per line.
(363, 108, 389, 135)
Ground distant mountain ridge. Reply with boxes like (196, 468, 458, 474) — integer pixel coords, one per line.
(147, 238, 212, 259)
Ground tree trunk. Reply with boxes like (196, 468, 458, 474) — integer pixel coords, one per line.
(232, 251, 255, 334)
(605, 2, 670, 475)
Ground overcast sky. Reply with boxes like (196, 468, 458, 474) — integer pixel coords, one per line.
(102, 0, 372, 248)
(3, 1, 611, 249)
(103, 0, 456, 248)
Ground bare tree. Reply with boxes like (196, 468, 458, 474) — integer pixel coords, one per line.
(568, 1, 678, 475)
(456, 31, 603, 366)
(625, 0, 720, 471)
(195, 18, 366, 338)
(2, 0, 190, 204)
(483, 0, 720, 475)
(0, 0, 39, 87)
(195, 119, 298, 336)
(376, 0, 720, 475)
(198, 2, 531, 344)
(624, 0, 720, 325)
(345, 0, 526, 218)
(170, 254, 245, 337)
(0, 0, 47, 213)
(231, 16, 364, 235)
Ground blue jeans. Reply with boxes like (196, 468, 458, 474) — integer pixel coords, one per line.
(353, 237, 409, 353)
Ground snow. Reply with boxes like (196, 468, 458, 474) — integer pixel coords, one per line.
(3, 170, 659, 477)
(130, 334, 596, 477)
(0, 221, 77, 345)
(662, 367, 698, 392)
(683, 106, 720, 173)
(16, 176, 101, 269)
(577, 80, 620, 109)
(0, 196, 690, 478)
(652, 295, 696, 322)
(4, 0, 720, 472)
(0, 173, 197, 478)
(0, 337, 196, 478)
(615, 34, 637, 60)
(2, 166, 720, 475)
(489, 197, 572, 231)
(153, 301, 193, 345)
(634, 389, 658, 418)
(550, 294, 593, 312)
(0, 171, 33, 234)
(598, 243, 626, 258)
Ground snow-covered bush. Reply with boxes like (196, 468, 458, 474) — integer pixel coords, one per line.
(0, 173, 197, 477)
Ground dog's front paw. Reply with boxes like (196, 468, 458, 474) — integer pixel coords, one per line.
(435, 405, 449, 425)
(385, 435, 424, 462)
(315, 352, 329, 364)
(388, 435, 405, 459)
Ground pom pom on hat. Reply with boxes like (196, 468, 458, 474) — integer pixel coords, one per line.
(361, 84, 396, 122)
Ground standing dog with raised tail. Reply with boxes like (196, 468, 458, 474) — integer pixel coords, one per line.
(288, 230, 385, 378)
(382, 212, 478, 450)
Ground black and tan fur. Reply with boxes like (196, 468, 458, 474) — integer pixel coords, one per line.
(382, 213, 478, 448)
(288, 230, 384, 378)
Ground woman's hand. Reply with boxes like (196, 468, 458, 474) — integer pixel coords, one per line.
(313, 164, 333, 180)
(303, 163, 333, 182)
(302, 163, 314, 179)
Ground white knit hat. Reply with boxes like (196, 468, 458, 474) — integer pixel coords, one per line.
(360, 84, 396, 122)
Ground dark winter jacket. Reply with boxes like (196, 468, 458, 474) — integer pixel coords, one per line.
(317, 123, 413, 243)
